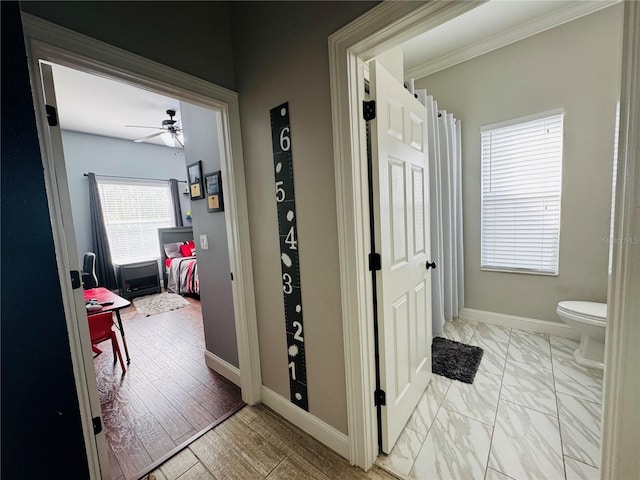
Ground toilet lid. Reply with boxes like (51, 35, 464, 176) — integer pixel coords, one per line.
(558, 301, 607, 321)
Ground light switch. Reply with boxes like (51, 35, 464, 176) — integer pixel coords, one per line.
(200, 234, 209, 250)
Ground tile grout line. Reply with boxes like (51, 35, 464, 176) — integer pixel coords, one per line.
(451, 320, 500, 475)
(485, 325, 512, 479)
(550, 335, 569, 480)
(388, 322, 589, 480)
(496, 351, 559, 417)
(401, 329, 458, 479)
(107, 442, 127, 480)
(104, 402, 154, 480)
(548, 337, 604, 475)
(563, 453, 599, 470)
(264, 456, 287, 479)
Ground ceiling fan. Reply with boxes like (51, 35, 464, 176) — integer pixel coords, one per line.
(126, 109, 184, 150)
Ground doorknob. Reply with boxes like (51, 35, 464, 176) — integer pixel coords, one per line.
(426, 260, 437, 270)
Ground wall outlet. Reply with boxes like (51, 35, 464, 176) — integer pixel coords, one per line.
(200, 234, 209, 250)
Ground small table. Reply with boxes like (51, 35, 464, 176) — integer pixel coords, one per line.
(84, 287, 132, 364)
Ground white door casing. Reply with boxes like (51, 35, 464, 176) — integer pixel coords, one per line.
(330, 0, 638, 473)
(23, 14, 262, 478)
(38, 62, 111, 479)
(369, 60, 432, 453)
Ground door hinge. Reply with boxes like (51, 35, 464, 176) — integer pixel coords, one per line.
(368, 253, 381, 271)
(92, 416, 102, 435)
(363, 100, 376, 121)
(46, 105, 58, 127)
(70, 270, 82, 290)
(374, 389, 386, 406)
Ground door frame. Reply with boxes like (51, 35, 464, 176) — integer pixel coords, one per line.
(21, 13, 262, 478)
(329, 1, 640, 474)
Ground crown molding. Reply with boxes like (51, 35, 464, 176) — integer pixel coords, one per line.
(405, 0, 619, 80)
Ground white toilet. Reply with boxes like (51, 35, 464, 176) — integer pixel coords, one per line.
(556, 301, 607, 370)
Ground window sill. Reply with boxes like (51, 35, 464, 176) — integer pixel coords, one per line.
(480, 267, 559, 277)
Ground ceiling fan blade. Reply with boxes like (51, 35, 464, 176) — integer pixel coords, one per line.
(134, 131, 165, 143)
(174, 134, 184, 148)
(125, 125, 165, 130)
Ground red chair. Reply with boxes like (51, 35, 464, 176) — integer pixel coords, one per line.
(88, 311, 126, 374)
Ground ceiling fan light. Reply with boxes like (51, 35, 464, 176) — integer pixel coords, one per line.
(161, 132, 175, 147)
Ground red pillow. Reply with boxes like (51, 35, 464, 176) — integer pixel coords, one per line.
(179, 240, 196, 257)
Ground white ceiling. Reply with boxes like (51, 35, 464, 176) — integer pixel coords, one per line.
(51, 63, 181, 148)
(49, 0, 617, 145)
(402, 0, 618, 80)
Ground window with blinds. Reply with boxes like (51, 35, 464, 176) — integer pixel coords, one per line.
(481, 110, 564, 275)
(97, 178, 175, 264)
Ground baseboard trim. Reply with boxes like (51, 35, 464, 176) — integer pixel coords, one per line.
(204, 351, 241, 386)
(459, 307, 580, 340)
(260, 386, 350, 459)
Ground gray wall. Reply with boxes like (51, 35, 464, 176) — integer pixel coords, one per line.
(180, 102, 238, 367)
(21, 1, 236, 90)
(415, 5, 623, 322)
(61, 130, 190, 262)
(231, 1, 377, 434)
(24, 0, 378, 435)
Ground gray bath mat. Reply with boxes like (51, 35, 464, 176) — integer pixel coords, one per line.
(432, 337, 484, 384)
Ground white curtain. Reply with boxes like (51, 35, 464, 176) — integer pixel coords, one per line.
(417, 90, 465, 337)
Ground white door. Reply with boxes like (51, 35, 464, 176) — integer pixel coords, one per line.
(38, 62, 111, 478)
(369, 60, 433, 453)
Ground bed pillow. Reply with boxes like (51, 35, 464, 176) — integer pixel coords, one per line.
(179, 240, 196, 257)
(164, 242, 183, 259)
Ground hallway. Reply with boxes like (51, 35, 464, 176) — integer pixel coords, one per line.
(147, 404, 395, 480)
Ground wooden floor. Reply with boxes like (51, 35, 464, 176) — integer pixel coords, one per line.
(94, 296, 244, 480)
(146, 404, 396, 480)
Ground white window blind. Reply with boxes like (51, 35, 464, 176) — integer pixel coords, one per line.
(481, 111, 564, 275)
(98, 178, 175, 264)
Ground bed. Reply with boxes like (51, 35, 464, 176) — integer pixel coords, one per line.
(158, 226, 200, 296)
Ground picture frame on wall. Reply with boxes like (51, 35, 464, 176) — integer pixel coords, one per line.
(204, 171, 224, 212)
(187, 161, 204, 200)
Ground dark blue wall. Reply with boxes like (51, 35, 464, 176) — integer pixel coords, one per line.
(1, 2, 90, 478)
(20, 0, 236, 91)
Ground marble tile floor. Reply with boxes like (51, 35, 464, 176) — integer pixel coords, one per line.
(377, 319, 603, 480)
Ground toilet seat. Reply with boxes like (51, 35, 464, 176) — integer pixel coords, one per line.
(557, 301, 607, 326)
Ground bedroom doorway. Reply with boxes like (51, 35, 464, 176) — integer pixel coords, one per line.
(43, 62, 248, 479)
(23, 14, 261, 480)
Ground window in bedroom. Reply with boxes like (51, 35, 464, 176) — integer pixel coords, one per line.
(481, 110, 564, 275)
(98, 177, 175, 264)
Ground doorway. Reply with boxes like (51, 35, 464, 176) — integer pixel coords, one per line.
(46, 62, 247, 478)
(22, 14, 261, 480)
(329, 1, 639, 476)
